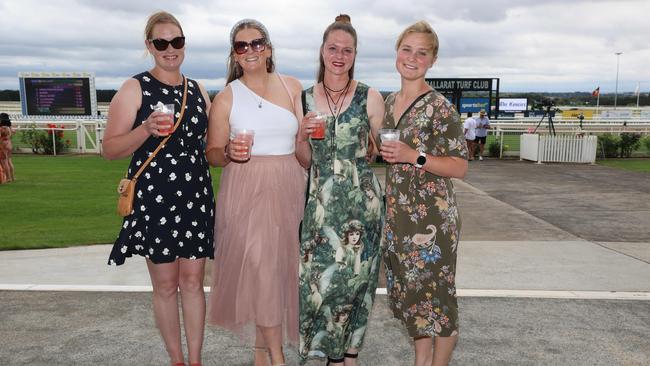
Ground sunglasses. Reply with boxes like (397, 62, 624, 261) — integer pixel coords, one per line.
(233, 38, 267, 55)
(149, 36, 185, 51)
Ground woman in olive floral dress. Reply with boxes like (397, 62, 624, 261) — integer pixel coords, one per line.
(295, 15, 385, 366)
(379, 21, 468, 366)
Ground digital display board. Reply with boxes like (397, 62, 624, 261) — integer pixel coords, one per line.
(19, 72, 97, 116)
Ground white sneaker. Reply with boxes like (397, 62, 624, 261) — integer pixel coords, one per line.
(479, 156, 483, 161)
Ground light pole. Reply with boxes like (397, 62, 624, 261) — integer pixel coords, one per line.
(614, 52, 622, 109)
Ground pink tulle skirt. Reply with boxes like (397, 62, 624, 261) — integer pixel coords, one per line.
(208, 154, 306, 344)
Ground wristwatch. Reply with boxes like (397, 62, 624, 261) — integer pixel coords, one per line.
(414, 151, 427, 169)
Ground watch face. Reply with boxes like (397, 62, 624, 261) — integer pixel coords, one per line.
(417, 155, 426, 165)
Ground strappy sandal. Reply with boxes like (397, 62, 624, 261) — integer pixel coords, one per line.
(254, 346, 271, 365)
(326, 356, 345, 365)
(270, 346, 286, 366)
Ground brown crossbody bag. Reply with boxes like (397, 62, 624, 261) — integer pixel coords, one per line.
(117, 76, 188, 217)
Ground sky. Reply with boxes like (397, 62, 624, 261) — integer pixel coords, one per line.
(1, 0, 649, 93)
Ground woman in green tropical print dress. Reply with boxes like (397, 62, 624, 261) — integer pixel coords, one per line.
(295, 14, 385, 366)
(379, 21, 468, 366)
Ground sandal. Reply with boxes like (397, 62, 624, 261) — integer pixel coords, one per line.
(270, 346, 285, 366)
(326, 356, 345, 365)
(254, 346, 270, 365)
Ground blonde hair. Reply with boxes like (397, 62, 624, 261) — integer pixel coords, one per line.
(317, 14, 357, 83)
(144, 11, 184, 40)
(395, 20, 439, 57)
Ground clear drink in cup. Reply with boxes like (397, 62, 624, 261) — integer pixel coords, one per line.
(310, 112, 327, 140)
(154, 103, 175, 136)
(378, 128, 400, 144)
(231, 128, 255, 161)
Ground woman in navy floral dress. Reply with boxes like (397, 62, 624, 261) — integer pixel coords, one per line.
(103, 11, 214, 366)
(379, 21, 468, 366)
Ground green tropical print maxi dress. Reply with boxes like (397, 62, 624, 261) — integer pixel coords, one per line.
(382, 90, 468, 338)
(299, 82, 384, 361)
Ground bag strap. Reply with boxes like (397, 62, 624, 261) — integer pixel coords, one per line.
(301, 89, 307, 116)
(130, 75, 188, 181)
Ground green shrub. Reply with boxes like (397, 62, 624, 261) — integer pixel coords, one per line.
(487, 141, 508, 158)
(19, 123, 70, 155)
(598, 133, 620, 158)
(641, 135, 650, 151)
(487, 141, 499, 157)
(619, 133, 641, 158)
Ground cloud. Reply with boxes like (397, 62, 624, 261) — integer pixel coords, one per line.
(0, 0, 649, 93)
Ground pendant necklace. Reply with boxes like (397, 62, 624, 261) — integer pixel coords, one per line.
(323, 79, 351, 115)
(243, 76, 269, 109)
(322, 79, 352, 154)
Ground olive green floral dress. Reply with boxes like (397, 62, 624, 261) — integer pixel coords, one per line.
(299, 83, 384, 361)
(382, 90, 467, 338)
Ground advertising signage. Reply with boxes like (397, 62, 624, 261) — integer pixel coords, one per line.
(460, 98, 489, 113)
(425, 77, 500, 118)
(499, 98, 528, 112)
(426, 78, 492, 91)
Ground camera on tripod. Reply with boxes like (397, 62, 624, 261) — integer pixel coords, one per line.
(533, 98, 556, 110)
(531, 98, 558, 136)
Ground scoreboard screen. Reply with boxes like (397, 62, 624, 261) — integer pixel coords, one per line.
(19, 72, 97, 116)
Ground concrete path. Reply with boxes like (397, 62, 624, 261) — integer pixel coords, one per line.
(1, 159, 649, 365)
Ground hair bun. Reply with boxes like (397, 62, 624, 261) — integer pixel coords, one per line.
(335, 14, 351, 24)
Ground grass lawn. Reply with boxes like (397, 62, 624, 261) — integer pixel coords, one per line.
(0, 155, 222, 250)
(597, 158, 650, 172)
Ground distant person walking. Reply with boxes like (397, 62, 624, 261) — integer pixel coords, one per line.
(463, 112, 477, 161)
(0, 112, 14, 182)
(474, 110, 490, 160)
(102, 11, 214, 366)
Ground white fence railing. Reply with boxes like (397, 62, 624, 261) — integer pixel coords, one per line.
(520, 133, 597, 164)
(6, 118, 649, 158)
(12, 119, 106, 155)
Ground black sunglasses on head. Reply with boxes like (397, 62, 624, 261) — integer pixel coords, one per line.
(233, 38, 267, 55)
(149, 36, 185, 51)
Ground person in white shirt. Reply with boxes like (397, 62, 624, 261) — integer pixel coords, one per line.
(474, 109, 491, 160)
(463, 112, 477, 160)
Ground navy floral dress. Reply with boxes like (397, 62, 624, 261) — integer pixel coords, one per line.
(108, 72, 215, 265)
(382, 90, 467, 337)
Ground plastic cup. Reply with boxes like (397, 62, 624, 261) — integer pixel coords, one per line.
(378, 128, 400, 144)
(155, 103, 175, 136)
(231, 128, 255, 160)
(310, 112, 327, 140)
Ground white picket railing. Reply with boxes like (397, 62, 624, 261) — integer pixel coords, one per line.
(520, 133, 597, 164)
(12, 120, 105, 155)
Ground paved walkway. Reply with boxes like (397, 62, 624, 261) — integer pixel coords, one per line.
(1, 159, 649, 365)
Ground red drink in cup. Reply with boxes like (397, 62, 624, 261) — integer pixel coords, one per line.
(310, 112, 326, 140)
(155, 103, 175, 136)
(232, 128, 255, 161)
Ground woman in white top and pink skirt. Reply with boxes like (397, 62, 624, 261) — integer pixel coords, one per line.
(205, 19, 306, 366)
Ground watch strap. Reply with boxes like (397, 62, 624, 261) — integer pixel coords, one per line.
(414, 151, 426, 169)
